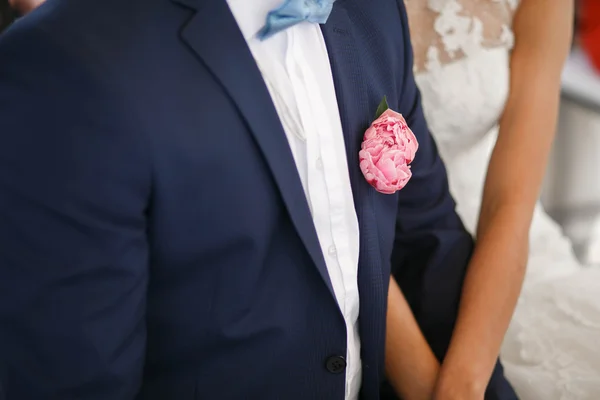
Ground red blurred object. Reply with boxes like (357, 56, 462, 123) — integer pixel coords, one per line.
(580, 0, 600, 72)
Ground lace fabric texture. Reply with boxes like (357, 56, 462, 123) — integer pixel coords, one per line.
(405, 0, 516, 73)
(405, 1, 600, 398)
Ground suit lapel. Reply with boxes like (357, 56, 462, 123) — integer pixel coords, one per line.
(321, 4, 387, 384)
(169, 0, 335, 297)
(320, 3, 371, 203)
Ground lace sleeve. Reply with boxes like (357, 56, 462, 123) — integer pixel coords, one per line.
(405, 0, 519, 73)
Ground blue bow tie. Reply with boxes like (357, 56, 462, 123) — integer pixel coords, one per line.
(258, 0, 335, 40)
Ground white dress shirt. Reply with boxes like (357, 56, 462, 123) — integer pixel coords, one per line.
(226, 1, 362, 398)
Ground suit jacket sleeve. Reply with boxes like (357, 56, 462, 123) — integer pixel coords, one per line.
(0, 23, 149, 399)
(390, 1, 475, 362)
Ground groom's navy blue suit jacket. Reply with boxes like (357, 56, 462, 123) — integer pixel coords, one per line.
(0, 0, 517, 399)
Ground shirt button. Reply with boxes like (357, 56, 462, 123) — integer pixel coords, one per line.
(316, 157, 323, 170)
(328, 245, 337, 256)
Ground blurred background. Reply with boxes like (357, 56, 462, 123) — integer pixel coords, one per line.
(542, 0, 600, 266)
(1, 0, 600, 265)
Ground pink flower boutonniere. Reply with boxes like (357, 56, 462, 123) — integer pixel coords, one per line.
(359, 96, 419, 194)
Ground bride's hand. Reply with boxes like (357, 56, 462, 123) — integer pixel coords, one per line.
(385, 278, 440, 399)
(432, 369, 485, 400)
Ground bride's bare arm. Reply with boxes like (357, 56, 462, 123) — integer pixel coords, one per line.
(386, 277, 439, 400)
(435, 0, 574, 397)
(8, 0, 44, 14)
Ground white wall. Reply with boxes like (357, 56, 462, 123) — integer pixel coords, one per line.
(542, 49, 600, 265)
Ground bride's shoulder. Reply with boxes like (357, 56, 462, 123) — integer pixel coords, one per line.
(404, 0, 520, 73)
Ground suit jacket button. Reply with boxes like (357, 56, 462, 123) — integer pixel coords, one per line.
(325, 355, 347, 374)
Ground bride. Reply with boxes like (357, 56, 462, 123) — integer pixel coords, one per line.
(391, 0, 600, 398)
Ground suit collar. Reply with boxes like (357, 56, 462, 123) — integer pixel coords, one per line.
(170, 0, 348, 8)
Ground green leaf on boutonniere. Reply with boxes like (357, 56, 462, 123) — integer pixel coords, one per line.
(374, 95, 389, 119)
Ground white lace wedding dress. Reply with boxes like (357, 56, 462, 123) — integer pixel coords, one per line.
(405, 0, 600, 398)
